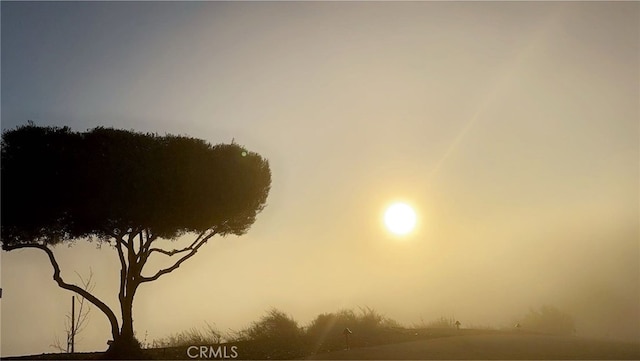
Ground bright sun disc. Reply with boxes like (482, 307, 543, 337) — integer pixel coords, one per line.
(384, 202, 417, 235)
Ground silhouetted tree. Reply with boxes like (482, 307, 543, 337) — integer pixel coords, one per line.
(2, 124, 271, 358)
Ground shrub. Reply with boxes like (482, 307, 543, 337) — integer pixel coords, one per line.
(151, 322, 222, 348)
(517, 305, 576, 336)
(424, 316, 457, 329)
(235, 308, 303, 342)
(305, 307, 401, 353)
(227, 308, 305, 359)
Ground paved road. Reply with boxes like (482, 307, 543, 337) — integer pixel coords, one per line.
(307, 333, 640, 360)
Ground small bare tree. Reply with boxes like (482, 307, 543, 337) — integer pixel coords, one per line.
(50, 269, 94, 353)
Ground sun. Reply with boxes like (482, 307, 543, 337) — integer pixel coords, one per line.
(384, 202, 417, 235)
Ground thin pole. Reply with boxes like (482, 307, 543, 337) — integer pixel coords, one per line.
(71, 296, 75, 353)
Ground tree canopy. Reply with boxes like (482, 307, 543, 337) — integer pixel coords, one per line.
(1, 124, 271, 244)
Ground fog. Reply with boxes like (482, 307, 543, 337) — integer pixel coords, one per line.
(1, 1, 638, 357)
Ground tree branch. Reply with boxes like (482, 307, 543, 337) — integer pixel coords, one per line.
(126, 231, 143, 286)
(115, 236, 127, 304)
(145, 230, 208, 258)
(4, 243, 120, 339)
(148, 247, 192, 257)
(125, 231, 137, 260)
(113, 238, 129, 249)
(138, 231, 144, 258)
(141, 229, 154, 255)
(190, 231, 208, 249)
(139, 230, 217, 283)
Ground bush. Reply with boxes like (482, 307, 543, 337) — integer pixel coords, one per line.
(424, 316, 457, 329)
(235, 308, 303, 342)
(227, 308, 305, 359)
(151, 322, 222, 348)
(305, 307, 401, 353)
(517, 305, 576, 336)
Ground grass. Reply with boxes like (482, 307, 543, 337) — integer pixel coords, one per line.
(7, 307, 636, 360)
(148, 322, 222, 348)
(7, 328, 639, 360)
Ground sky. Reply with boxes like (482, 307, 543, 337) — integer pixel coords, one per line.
(1, 1, 639, 357)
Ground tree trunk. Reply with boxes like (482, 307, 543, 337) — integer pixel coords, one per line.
(105, 284, 145, 359)
(120, 294, 136, 343)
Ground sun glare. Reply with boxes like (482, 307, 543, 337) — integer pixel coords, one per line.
(384, 202, 417, 236)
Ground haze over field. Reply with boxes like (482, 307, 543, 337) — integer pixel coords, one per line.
(1, 1, 638, 357)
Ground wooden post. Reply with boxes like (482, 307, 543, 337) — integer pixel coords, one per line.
(343, 328, 352, 350)
(71, 296, 75, 353)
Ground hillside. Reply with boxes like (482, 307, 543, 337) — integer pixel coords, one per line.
(307, 333, 640, 360)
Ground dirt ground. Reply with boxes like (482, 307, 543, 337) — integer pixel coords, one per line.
(6, 332, 639, 360)
(306, 333, 640, 360)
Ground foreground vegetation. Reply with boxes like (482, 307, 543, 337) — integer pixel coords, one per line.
(148, 305, 578, 356)
(9, 305, 594, 360)
(148, 307, 407, 359)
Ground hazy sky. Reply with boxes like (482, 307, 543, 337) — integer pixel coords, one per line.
(1, 1, 638, 357)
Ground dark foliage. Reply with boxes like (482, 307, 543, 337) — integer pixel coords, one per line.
(1, 124, 271, 244)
